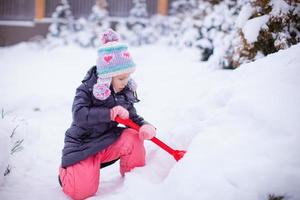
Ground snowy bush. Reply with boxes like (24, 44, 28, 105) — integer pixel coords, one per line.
(164, 0, 299, 68)
(47, 0, 109, 48)
(167, 0, 245, 63)
(75, 2, 109, 48)
(0, 109, 26, 185)
(167, 0, 200, 48)
(117, 0, 159, 46)
(47, 0, 165, 48)
(196, 0, 240, 62)
(47, 0, 75, 46)
(45, 0, 299, 69)
(225, 0, 300, 68)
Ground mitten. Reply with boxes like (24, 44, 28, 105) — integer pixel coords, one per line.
(110, 106, 129, 121)
(139, 124, 156, 140)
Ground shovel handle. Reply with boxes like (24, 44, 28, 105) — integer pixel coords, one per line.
(115, 117, 178, 157)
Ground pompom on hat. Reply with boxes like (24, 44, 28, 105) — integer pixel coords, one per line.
(93, 29, 136, 100)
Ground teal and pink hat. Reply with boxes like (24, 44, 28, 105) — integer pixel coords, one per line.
(93, 29, 136, 100)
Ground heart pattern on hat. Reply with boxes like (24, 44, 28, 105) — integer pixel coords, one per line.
(104, 54, 113, 63)
(122, 51, 131, 59)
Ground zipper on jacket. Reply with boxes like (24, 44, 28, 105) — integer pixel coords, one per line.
(112, 92, 117, 104)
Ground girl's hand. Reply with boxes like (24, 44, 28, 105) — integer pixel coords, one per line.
(139, 124, 156, 140)
(110, 106, 129, 120)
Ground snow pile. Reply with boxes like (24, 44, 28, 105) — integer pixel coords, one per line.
(155, 44, 300, 200)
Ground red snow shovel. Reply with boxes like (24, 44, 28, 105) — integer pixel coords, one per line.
(115, 116, 186, 161)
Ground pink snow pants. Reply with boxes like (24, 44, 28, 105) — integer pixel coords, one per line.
(59, 128, 145, 200)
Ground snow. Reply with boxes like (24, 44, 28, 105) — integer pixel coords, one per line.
(242, 15, 270, 43)
(270, 0, 290, 16)
(0, 42, 300, 200)
(236, 3, 253, 28)
(0, 113, 27, 185)
(0, 120, 10, 185)
(0, 20, 35, 27)
(158, 45, 300, 200)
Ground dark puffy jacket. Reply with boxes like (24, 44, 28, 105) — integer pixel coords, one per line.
(61, 66, 146, 167)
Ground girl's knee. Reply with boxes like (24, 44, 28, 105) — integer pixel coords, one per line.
(120, 129, 144, 154)
(71, 187, 98, 200)
(121, 128, 143, 144)
(122, 128, 139, 138)
(60, 172, 98, 200)
(59, 164, 99, 200)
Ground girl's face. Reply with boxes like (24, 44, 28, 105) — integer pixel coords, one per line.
(112, 73, 130, 93)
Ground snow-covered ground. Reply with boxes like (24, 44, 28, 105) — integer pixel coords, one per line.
(0, 42, 299, 200)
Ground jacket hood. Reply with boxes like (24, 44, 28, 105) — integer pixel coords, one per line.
(82, 66, 98, 89)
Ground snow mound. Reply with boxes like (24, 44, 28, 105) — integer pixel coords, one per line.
(152, 44, 300, 200)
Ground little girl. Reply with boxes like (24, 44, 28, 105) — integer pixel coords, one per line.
(59, 29, 156, 200)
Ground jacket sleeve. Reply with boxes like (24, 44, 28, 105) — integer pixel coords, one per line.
(72, 84, 111, 127)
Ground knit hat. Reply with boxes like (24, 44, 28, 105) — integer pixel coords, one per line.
(93, 29, 136, 100)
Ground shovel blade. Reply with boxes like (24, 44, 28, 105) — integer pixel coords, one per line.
(173, 150, 187, 161)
